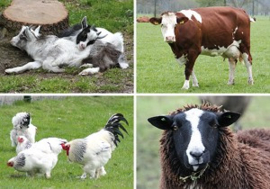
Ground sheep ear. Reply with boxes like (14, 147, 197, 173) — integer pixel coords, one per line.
(81, 16, 88, 28)
(148, 115, 173, 130)
(217, 112, 240, 127)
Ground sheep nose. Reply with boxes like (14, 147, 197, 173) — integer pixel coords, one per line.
(190, 151, 203, 160)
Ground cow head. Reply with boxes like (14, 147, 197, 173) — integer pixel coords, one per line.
(150, 12, 189, 43)
(148, 108, 240, 172)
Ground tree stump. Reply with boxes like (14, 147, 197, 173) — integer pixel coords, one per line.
(1, 0, 69, 35)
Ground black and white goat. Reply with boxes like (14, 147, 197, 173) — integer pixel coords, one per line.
(58, 16, 129, 75)
(5, 26, 93, 74)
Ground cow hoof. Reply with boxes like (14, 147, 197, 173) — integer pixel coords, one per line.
(248, 80, 254, 85)
(181, 86, 189, 90)
(227, 81, 235, 85)
(192, 84, 199, 87)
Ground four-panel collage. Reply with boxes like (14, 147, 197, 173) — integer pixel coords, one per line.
(1, 0, 270, 188)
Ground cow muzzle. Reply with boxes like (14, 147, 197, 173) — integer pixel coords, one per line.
(165, 36, 176, 43)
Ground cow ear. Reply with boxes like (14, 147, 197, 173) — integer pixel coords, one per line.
(217, 112, 241, 127)
(149, 17, 162, 25)
(176, 17, 189, 25)
(148, 115, 173, 130)
(81, 16, 88, 28)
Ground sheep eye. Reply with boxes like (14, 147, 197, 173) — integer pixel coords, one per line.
(209, 121, 218, 128)
(172, 125, 178, 131)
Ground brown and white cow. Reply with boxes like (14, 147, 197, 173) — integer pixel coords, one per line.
(150, 6, 254, 89)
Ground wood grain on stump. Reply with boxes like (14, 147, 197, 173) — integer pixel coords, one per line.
(2, 0, 69, 34)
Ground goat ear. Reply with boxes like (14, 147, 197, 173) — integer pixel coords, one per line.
(148, 115, 173, 130)
(149, 17, 162, 25)
(81, 16, 88, 28)
(24, 27, 35, 40)
(217, 112, 241, 127)
(176, 17, 189, 25)
(34, 25, 41, 35)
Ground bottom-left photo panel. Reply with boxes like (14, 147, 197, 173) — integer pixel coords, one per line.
(0, 95, 133, 189)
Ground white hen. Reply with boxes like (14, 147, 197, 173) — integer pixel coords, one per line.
(10, 112, 37, 147)
(62, 113, 128, 179)
(8, 137, 67, 178)
(16, 136, 32, 154)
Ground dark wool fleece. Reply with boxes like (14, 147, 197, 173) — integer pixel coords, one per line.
(159, 104, 270, 189)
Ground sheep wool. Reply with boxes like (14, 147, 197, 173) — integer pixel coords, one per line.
(154, 104, 270, 189)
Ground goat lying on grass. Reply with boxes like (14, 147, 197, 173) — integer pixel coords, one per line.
(58, 16, 129, 75)
(5, 26, 94, 74)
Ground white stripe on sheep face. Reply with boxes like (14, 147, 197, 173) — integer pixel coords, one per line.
(185, 108, 205, 171)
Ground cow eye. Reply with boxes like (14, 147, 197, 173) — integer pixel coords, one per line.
(172, 125, 178, 131)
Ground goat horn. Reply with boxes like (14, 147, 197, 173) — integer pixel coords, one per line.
(97, 34, 108, 39)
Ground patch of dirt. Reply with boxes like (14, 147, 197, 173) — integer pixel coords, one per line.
(0, 28, 134, 93)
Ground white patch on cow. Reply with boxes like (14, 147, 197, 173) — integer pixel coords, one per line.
(242, 53, 254, 85)
(201, 46, 227, 57)
(249, 17, 255, 22)
(176, 54, 187, 67)
(179, 10, 202, 23)
(201, 40, 242, 59)
(161, 12, 177, 42)
(182, 80, 190, 90)
(185, 108, 205, 171)
(242, 32, 244, 34)
(233, 27, 238, 34)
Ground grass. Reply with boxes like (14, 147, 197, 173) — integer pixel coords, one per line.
(136, 16, 270, 93)
(0, 0, 133, 93)
(0, 96, 133, 189)
(136, 96, 270, 189)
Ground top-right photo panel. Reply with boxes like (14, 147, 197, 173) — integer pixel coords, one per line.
(136, 0, 270, 93)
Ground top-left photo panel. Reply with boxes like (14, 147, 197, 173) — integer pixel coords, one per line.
(0, 0, 133, 93)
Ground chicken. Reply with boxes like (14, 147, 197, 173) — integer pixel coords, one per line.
(8, 137, 67, 178)
(16, 136, 32, 154)
(61, 113, 128, 179)
(10, 112, 37, 147)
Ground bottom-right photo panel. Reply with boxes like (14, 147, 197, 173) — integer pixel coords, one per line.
(137, 96, 270, 189)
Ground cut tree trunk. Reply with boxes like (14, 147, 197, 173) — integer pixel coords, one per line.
(1, 0, 69, 35)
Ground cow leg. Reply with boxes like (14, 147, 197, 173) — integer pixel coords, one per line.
(191, 70, 199, 87)
(228, 58, 236, 85)
(242, 53, 254, 85)
(182, 52, 199, 90)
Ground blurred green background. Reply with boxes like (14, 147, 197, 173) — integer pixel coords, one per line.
(137, 96, 270, 189)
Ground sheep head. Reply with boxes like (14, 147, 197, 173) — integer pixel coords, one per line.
(148, 107, 240, 173)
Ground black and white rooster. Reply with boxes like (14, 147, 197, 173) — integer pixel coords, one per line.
(10, 112, 37, 147)
(61, 113, 128, 179)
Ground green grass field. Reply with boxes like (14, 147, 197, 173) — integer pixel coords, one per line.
(0, 96, 133, 189)
(137, 96, 270, 189)
(137, 17, 270, 93)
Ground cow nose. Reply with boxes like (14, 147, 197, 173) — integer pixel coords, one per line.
(190, 151, 203, 160)
(165, 36, 175, 42)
